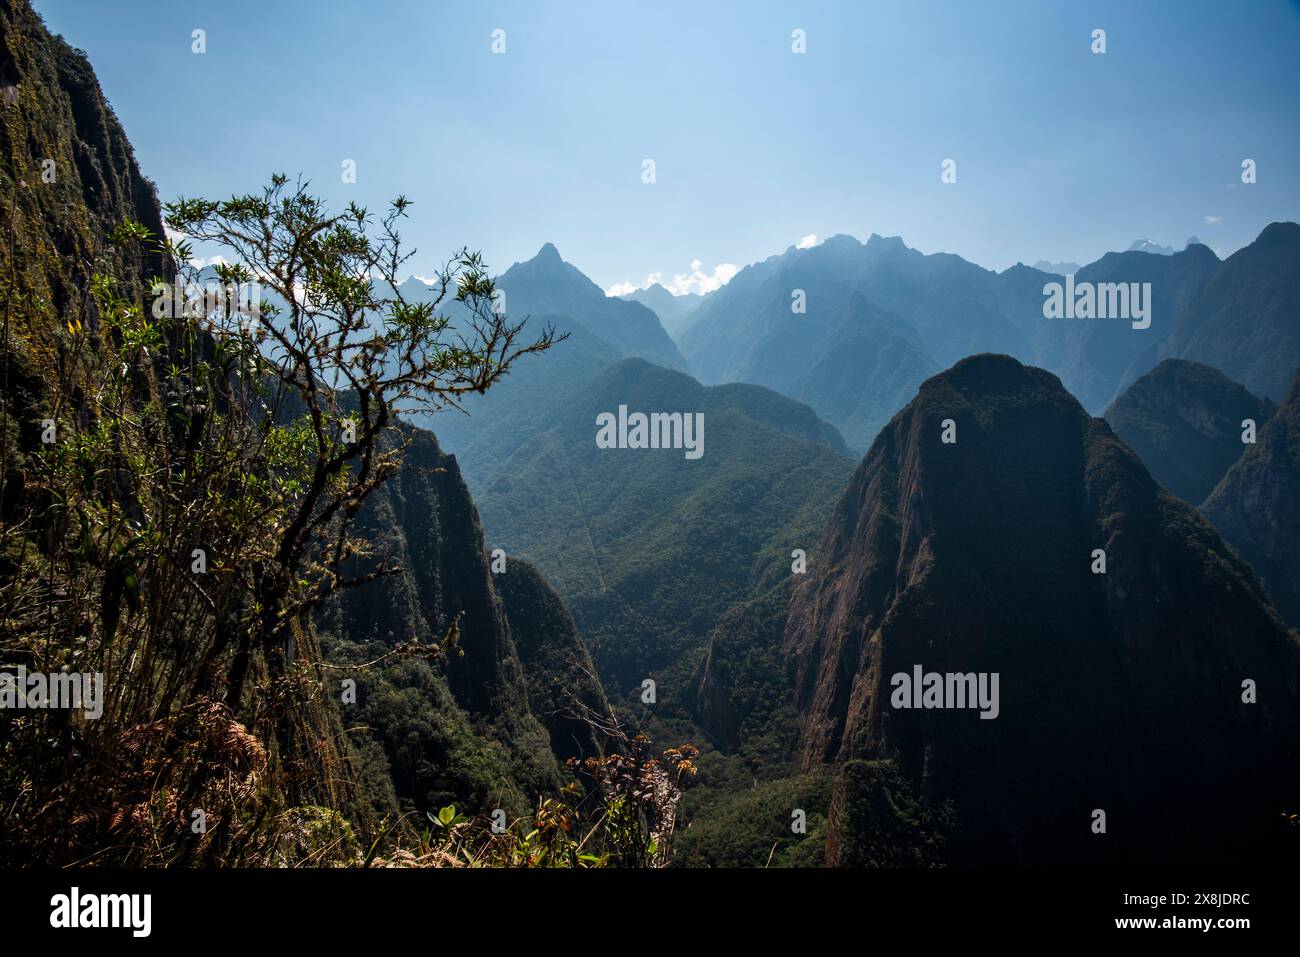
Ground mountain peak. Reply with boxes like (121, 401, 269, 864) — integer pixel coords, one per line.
(865, 232, 907, 252)
(1105, 359, 1276, 504)
(1254, 220, 1300, 248)
(925, 352, 1068, 405)
(1127, 238, 1177, 255)
(534, 241, 563, 263)
(820, 233, 862, 249)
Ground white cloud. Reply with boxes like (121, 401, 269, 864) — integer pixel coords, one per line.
(667, 261, 738, 296)
(605, 261, 739, 298)
(1203, 215, 1223, 225)
(796, 233, 821, 249)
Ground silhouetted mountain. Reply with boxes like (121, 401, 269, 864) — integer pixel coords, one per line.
(784, 354, 1300, 865)
(1204, 369, 1300, 629)
(1157, 222, 1300, 403)
(620, 282, 704, 340)
(686, 233, 1029, 374)
(1104, 359, 1275, 504)
(412, 253, 694, 484)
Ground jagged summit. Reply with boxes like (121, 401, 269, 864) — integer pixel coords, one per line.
(1127, 238, 1177, 255)
(864, 232, 908, 252)
(493, 241, 688, 371)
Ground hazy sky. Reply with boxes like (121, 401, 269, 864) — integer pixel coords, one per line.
(37, 0, 1300, 293)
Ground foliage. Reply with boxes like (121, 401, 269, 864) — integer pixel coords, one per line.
(826, 760, 955, 868)
(0, 174, 556, 864)
(365, 718, 699, 869)
(676, 769, 833, 868)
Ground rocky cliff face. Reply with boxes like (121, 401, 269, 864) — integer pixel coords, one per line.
(1204, 370, 1300, 630)
(1104, 358, 1275, 504)
(0, 0, 168, 301)
(1, 0, 170, 494)
(495, 558, 610, 762)
(321, 425, 611, 814)
(785, 354, 1300, 865)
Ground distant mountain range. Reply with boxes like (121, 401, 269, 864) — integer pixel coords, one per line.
(1032, 259, 1082, 275)
(668, 224, 1297, 451)
(620, 283, 705, 339)
(1126, 238, 1204, 256)
(396, 242, 687, 374)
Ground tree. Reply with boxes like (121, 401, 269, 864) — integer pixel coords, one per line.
(0, 175, 560, 864)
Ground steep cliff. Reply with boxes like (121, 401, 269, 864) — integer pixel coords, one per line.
(1, 0, 170, 497)
(495, 558, 610, 762)
(786, 354, 1300, 865)
(1104, 358, 1274, 505)
(1204, 370, 1300, 630)
(1157, 223, 1300, 404)
(320, 425, 610, 817)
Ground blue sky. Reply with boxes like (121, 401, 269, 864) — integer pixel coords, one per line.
(37, 0, 1300, 293)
